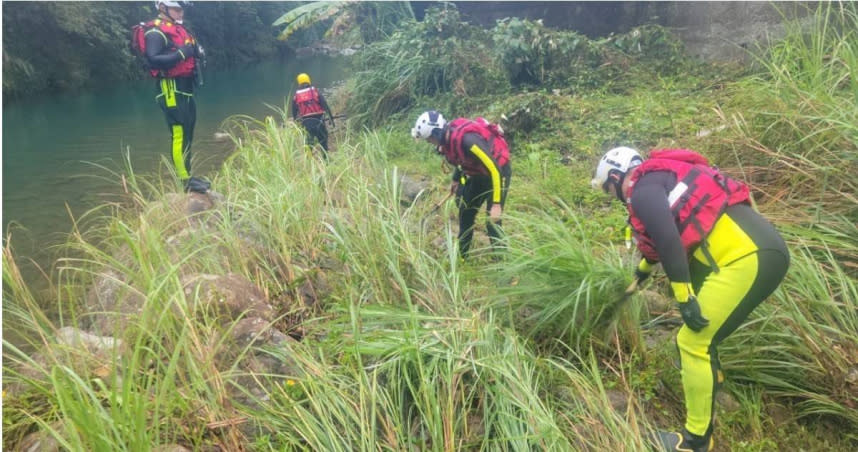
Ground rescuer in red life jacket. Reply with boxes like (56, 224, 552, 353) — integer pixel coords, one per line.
(291, 73, 335, 158)
(143, 0, 209, 194)
(412, 110, 511, 258)
(592, 146, 790, 452)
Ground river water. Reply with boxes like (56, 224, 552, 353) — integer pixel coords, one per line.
(2, 55, 345, 288)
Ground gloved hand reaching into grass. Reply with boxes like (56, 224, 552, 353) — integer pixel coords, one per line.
(671, 281, 709, 332)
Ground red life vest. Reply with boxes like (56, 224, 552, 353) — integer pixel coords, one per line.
(627, 149, 751, 269)
(441, 118, 510, 176)
(134, 19, 196, 78)
(294, 87, 325, 118)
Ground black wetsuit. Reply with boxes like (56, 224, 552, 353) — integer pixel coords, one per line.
(144, 22, 196, 182)
(291, 87, 334, 155)
(451, 133, 511, 256)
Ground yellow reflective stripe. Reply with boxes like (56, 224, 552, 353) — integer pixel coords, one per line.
(160, 79, 176, 107)
(469, 144, 502, 203)
(171, 125, 189, 179)
(670, 281, 694, 302)
(145, 28, 169, 46)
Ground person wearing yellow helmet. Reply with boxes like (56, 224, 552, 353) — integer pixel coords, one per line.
(291, 73, 335, 158)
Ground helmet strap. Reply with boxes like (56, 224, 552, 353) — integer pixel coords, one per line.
(162, 5, 181, 24)
(616, 173, 629, 203)
(605, 170, 628, 203)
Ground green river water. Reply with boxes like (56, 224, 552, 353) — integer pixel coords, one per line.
(2, 55, 344, 290)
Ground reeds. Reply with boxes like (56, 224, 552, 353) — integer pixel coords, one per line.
(4, 4, 858, 449)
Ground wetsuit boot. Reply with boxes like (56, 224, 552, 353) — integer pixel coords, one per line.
(184, 176, 211, 194)
(654, 428, 712, 452)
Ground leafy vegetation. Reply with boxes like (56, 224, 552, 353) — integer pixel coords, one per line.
(2, 1, 291, 102)
(344, 5, 505, 128)
(273, 1, 414, 45)
(3, 2, 858, 451)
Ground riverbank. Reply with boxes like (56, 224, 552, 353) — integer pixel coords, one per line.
(3, 5, 856, 451)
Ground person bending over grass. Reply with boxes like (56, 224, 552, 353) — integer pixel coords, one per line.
(412, 110, 511, 258)
(591, 146, 789, 452)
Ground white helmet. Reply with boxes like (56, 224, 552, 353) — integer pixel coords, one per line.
(411, 110, 446, 140)
(591, 146, 643, 195)
(155, 1, 187, 10)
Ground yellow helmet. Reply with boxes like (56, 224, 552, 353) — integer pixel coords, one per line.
(296, 73, 311, 85)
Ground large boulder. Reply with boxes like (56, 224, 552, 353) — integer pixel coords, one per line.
(181, 273, 275, 323)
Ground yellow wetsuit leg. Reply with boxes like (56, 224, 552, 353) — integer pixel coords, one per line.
(677, 204, 789, 438)
(677, 252, 757, 435)
(157, 78, 195, 180)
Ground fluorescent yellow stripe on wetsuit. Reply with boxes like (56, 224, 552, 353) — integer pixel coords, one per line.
(468, 144, 502, 203)
(145, 28, 169, 46)
(160, 79, 177, 108)
(171, 124, 189, 179)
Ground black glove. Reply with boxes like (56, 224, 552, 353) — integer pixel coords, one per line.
(677, 295, 709, 332)
(178, 44, 196, 59)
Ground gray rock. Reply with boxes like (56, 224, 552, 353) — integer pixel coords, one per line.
(17, 424, 61, 452)
(181, 273, 274, 322)
(605, 388, 629, 413)
(186, 192, 214, 215)
(84, 268, 145, 334)
(231, 317, 277, 347)
(399, 173, 433, 205)
(716, 390, 741, 413)
(55, 327, 122, 357)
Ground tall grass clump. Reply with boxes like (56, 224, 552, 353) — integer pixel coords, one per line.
(477, 200, 637, 353)
(3, 109, 658, 449)
(704, 7, 858, 432)
(242, 307, 652, 450)
(719, 232, 858, 432)
(2, 112, 354, 449)
(3, 204, 252, 449)
(210, 120, 653, 450)
(724, 3, 857, 224)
